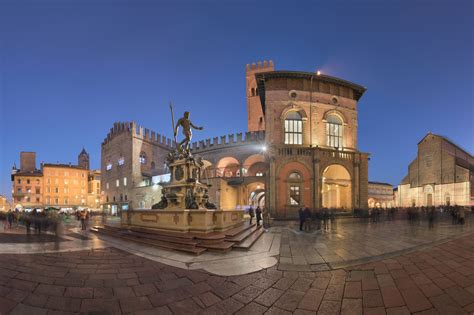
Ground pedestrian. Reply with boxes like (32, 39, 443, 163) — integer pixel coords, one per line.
(256, 206, 262, 227)
(298, 207, 305, 231)
(330, 209, 336, 229)
(24, 213, 31, 235)
(248, 206, 255, 225)
(6, 209, 13, 229)
(459, 208, 465, 225)
(80, 210, 87, 230)
(303, 207, 311, 231)
(428, 207, 435, 229)
(323, 209, 329, 230)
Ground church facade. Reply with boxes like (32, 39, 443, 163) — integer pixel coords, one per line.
(100, 61, 369, 218)
(396, 133, 473, 207)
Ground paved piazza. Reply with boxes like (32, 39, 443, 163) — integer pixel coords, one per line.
(1, 217, 474, 314)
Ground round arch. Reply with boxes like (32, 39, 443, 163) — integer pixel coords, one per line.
(216, 156, 240, 177)
(243, 154, 267, 177)
(322, 164, 352, 210)
(323, 109, 347, 124)
(280, 104, 308, 120)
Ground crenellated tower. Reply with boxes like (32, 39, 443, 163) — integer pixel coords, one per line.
(246, 60, 274, 132)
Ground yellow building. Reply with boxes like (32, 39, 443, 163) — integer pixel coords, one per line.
(11, 152, 44, 210)
(11, 150, 102, 211)
(0, 195, 12, 211)
(87, 170, 103, 210)
(42, 163, 89, 209)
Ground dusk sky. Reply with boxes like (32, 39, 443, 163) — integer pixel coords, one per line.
(0, 0, 472, 199)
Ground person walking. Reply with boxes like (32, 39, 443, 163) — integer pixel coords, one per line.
(248, 206, 255, 225)
(298, 207, 305, 231)
(459, 207, 465, 225)
(303, 207, 311, 231)
(256, 206, 262, 227)
(428, 207, 435, 229)
(80, 210, 87, 230)
(6, 209, 14, 230)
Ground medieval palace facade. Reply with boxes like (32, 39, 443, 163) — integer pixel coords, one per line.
(101, 61, 369, 218)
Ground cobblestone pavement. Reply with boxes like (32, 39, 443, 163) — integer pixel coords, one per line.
(278, 216, 474, 271)
(1, 232, 474, 314)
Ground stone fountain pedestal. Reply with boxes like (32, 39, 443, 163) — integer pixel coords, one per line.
(121, 153, 244, 234)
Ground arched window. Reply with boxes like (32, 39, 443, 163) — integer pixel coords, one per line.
(284, 111, 303, 145)
(151, 161, 156, 170)
(326, 114, 343, 148)
(288, 172, 302, 205)
(251, 88, 255, 96)
(139, 152, 147, 164)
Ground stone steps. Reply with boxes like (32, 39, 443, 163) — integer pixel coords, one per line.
(233, 227, 265, 249)
(91, 222, 265, 255)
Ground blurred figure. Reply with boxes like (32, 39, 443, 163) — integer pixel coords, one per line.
(256, 206, 262, 227)
(428, 207, 435, 229)
(298, 207, 305, 231)
(303, 207, 311, 231)
(7, 209, 13, 229)
(80, 210, 87, 230)
(248, 206, 255, 225)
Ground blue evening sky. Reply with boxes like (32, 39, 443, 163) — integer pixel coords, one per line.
(0, 0, 473, 198)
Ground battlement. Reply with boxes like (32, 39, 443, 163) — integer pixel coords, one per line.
(246, 60, 274, 73)
(102, 121, 173, 148)
(190, 130, 266, 153)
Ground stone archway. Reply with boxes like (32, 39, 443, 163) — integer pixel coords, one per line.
(247, 182, 265, 208)
(322, 164, 352, 210)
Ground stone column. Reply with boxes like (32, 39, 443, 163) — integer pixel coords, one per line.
(354, 160, 360, 209)
(313, 158, 321, 208)
(268, 159, 277, 218)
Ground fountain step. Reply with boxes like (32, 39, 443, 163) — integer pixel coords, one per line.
(224, 223, 255, 238)
(233, 227, 265, 249)
(226, 225, 262, 243)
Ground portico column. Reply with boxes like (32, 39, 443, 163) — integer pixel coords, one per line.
(313, 158, 321, 208)
(354, 160, 360, 208)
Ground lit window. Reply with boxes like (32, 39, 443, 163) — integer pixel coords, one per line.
(326, 114, 343, 148)
(123, 177, 127, 186)
(118, 157, 125, 166)
(116, 179, 119, 187)
(106, 163, 112, 171)
(139, 152, 147, 164)
(288, 172, 301, 180)
(290, 186, 300, 205)
(284, 111, 303, 145)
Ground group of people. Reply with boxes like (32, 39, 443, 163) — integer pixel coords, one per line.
(3, 209, 59, 235)
(248, 206, 263, 226)
(1, 208, 92, 235)
(298, 207, 336, 232)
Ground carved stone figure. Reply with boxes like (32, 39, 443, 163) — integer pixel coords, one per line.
(174, 111, 203, 155)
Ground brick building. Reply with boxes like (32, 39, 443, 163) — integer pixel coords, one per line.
(100, 123, 173, 215)
(396, 133, 473, 207)
(101, 61, 370, 218)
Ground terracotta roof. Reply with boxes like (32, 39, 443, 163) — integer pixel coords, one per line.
(12, 170, 43, 177)
(42, 163, 87, 170)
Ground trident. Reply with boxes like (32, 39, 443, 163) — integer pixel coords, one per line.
(169, 102, 177, 149)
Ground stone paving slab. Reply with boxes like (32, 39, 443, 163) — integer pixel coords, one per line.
(0, 232, 473, 314)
